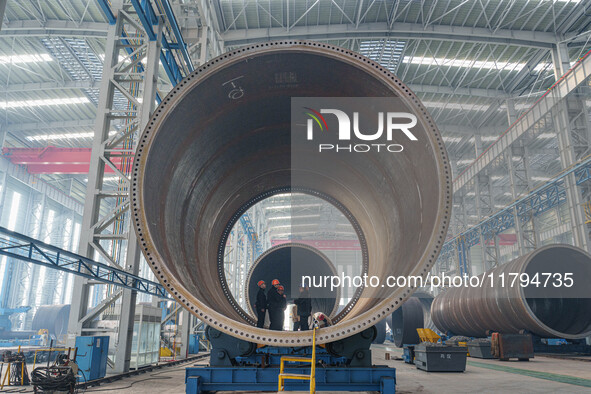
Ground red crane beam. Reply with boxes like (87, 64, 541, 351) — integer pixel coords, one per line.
(2, 147, 132, 174)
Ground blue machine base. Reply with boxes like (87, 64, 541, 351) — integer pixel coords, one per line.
(185, 365, 395, 393)
(235, 345, 348, 366)
(403, 345, 415, 364)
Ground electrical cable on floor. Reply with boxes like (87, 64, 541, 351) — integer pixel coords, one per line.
(83, 375, 173, 392)
(79, 355, 208, 391)
(76, 365, 87, 394)
(30, 353, 83, 393)
(31, 366, 77, 393)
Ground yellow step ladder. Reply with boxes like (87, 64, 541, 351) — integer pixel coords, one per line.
(278, 327, 317, 393)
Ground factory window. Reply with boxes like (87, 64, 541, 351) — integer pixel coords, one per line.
(34, 209, 56, 306)
(0, 191, 23, 286)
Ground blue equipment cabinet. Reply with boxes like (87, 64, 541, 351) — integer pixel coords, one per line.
(75, 336, 109, 381)
(188, 334, 199, 354)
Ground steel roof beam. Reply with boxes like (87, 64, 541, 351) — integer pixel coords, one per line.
(223, 22, 558, 48)
(437, 124, 505, 136)
(504, 49, 550, 94)
(409, 83, 510, 99)
(557, 1, 589, 36)
(0, 0, 6, 29)
(0, 20, 108, 37)
(0, 80, 100, 93)
(5, 119, 95, 133)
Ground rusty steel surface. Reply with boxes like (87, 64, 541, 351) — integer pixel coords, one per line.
(431, 244, 591, 339)
(131, 41, 451, 346)
(243, 243, 341, 321)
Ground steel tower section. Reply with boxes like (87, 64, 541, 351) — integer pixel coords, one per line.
(66, 1, 162, 373)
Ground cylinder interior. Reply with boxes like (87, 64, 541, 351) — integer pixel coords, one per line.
(524, 246, 591, 336)
(245, 244, 340, 319)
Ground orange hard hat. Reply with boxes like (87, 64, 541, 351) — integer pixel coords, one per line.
(272, 279, 280, 286)
(257, 280, 265, 287)
(277, 285, 284, 291)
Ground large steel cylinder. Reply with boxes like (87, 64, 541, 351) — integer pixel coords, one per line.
(131, 41, 451, 345)
(245, 243, 340, 319)
(431, 244, 591, 339)
(390, 292, 434, 347)
(32, 304, 71, 337)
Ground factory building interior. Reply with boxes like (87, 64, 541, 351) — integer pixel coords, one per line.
(0, 0, 590, 393)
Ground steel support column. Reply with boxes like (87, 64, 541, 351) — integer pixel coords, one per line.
(196, 0, 224, 64)
(551, 42, 571, 80)
(115, 20, 162, 373)
(456, 193, 471, 276)
(67, 1, 162, 374)
(511, 145, 539, 253)
(553, 44, 591, 251)
(505, 150, 528, 255)
(178, 309, 191, 359)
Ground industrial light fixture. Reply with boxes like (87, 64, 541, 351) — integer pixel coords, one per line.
(422, 101, 489, 111)
(26, 130, 116, 141)
(0, 97, 89, 109)
(480, 136, 498, 142)
(469, 136, 497, 145)
(442, 136, 462, 143)
(0, 54, 52, 64)
(271, 231, 358, 237)
(265, 204, 322, 210)
(270, 224, 319, 229)
(403, 56, 553, 73)
(267, 215, 321, 220)
(83, 176, 123, 182)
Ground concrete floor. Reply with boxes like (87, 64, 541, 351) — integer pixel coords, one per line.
(375, 345, 591, 394)
(86, 345, 591, 393)
(6, 343, 590, 393)
(80, 345, 591, 394)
